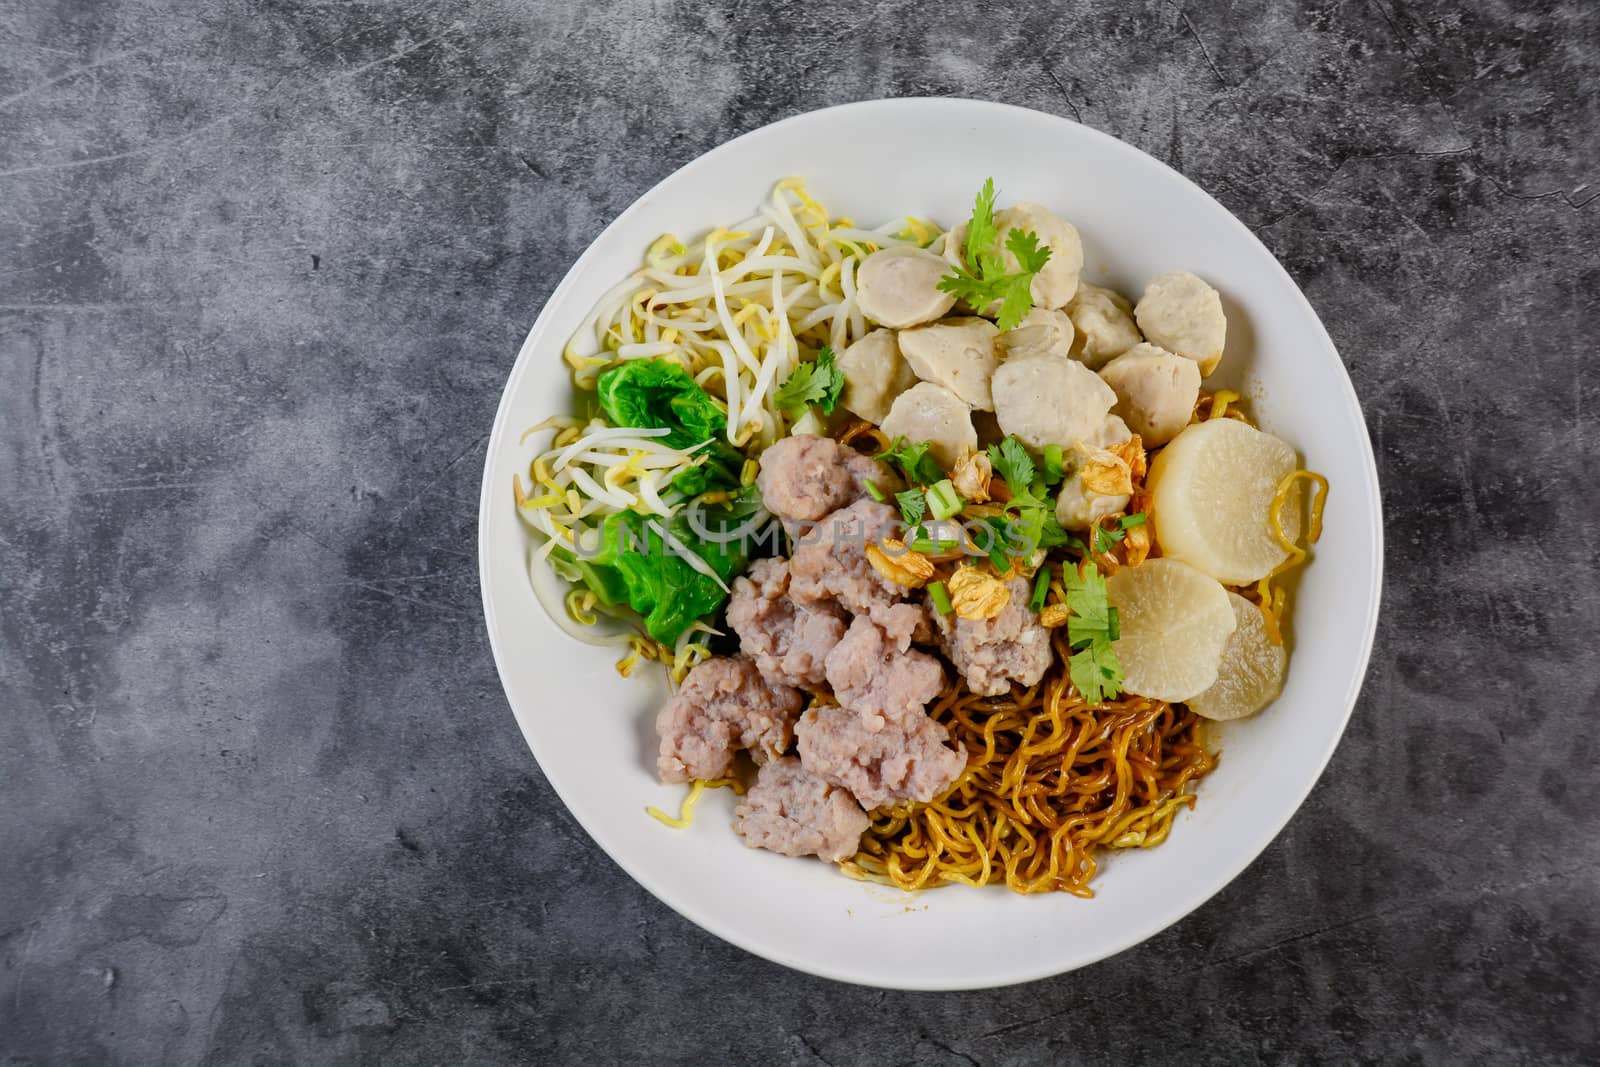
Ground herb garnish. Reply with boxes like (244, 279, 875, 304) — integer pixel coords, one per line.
(774, 346, 845, 418)
(937, 178, 1054, 330)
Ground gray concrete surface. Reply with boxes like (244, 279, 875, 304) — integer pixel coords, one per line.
(2, 0, 1597, 1062)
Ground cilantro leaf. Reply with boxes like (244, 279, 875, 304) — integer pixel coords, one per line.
(883, 437, 946, 485)
(1064, 561, 1119, 649)
(895, 486, 927, 529)
(1004, 479, 1050, 517)
(1093, 524, 1126, 555)
(1006, 228, 1052, 273)
(1092, 514, 1144, 554)
(936, 179, 1055, 331)
(1004, 498, 1050, 557)
(1069, 640, 1124, 705)
(987, 436, 1036, 493)
(982, 435, 1075, 559)
(773, 346, 845, 417)
(994, 230, 1051, 329)
(1034, 508, 1075, 550)
(1060, 562, 1124, 702)
(964, 178, 999, 271)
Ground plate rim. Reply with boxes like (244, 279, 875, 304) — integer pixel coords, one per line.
(476, 96, 1385, 990)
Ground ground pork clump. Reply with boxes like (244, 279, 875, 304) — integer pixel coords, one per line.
(726, 558, 849, 690)
(655, 657, 803, 783)
(932, 576, 1053, 696)
(734, 756, 870, 862)
(795, 704, 967, 811)
(788, 498, 904, 616)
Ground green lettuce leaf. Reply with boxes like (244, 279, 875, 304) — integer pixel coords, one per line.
(589, 508, 750, 645)
(597, 359, 726, 451)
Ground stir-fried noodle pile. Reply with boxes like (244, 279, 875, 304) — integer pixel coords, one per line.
(844, 630, 1214, 895)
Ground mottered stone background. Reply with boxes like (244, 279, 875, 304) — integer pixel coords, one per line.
(2, 1, 1596, 1062)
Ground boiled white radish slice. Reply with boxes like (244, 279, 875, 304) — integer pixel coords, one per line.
(1189, 592, 1287, 721)
(1146, 419, 1302, 585)
(1105, 558, 1236, 702)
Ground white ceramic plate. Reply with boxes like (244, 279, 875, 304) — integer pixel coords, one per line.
(478, 98, 1382, 990)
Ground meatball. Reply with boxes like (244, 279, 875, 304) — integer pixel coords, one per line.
(837, 328, 918, 425)
(991, 353, 1119, 453)
(756, 434, 892, 523)
(1055, 470, 1131, 530)
(879, 381, 977, 472)
(998, 307, 1075, 362)
(1054, 436, 1135, 532)
(1098, 343, 1202, 447)
(1067, 282, 1142, 370)
(656, 657, 804, 784)
(855, 246, 956, 328)
(1134, 271, 1226, 377)
(897, 317, 1001, 411)
(734, 757, 869, 863)
(995, 202, 1084, 309)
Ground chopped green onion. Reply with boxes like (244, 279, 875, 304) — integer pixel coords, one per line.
(928, 580, 952, 616)
(1042, 444, 1067, 486)
(909, 536, 961, 554)
(974, 515, 1015, 572)
(1030, 564, 1052, 612)
(1107, 605, 1120, 642)
(926, 478, 963, 521)
(1119, 512, 1147, 529)
(864, 480, 886, 503)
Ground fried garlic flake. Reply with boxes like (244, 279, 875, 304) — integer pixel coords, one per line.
(948, 565, 1011, 620)
(866, 540, 936, 588)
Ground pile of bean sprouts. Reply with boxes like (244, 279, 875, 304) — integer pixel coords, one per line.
(512, 180, 940, 677)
